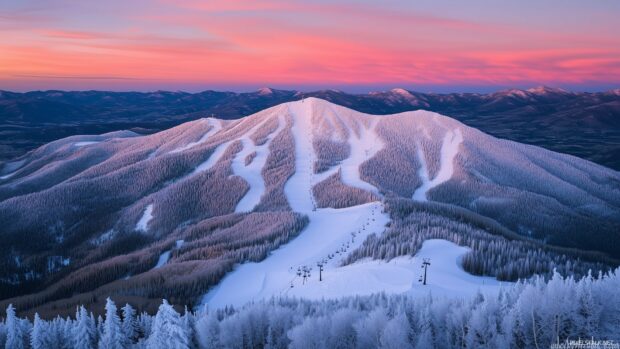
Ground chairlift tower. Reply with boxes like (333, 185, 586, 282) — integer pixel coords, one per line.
(419, 258, 431, 285)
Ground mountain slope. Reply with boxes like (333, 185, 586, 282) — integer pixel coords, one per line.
(0, 98, 618, 315)
(1, 87, 619, 170)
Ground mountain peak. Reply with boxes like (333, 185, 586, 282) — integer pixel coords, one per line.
(526, 86, 570, 95)
(390, 88, 413, 97)
(257, 87, 274, 95)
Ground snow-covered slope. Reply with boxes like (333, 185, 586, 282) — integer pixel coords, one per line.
(1, 98, 619, 314)
(202, 226, 505, 308)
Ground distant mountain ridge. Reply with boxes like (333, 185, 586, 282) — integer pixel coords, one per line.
(1, 86, 619, 170)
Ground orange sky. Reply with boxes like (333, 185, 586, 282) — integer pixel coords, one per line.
(1, 0, 619, 92)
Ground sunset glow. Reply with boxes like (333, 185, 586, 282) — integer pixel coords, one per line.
(1, 0, 619, 91)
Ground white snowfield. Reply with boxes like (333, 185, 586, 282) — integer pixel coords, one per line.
(201, 99, 502, 309)
(203, 237, 506, 308)
(135, 204, 154, 232)
(73, 141, 100, 147)
(412, 128, 463, 201)
(169, 118, 222, 154)
(233, 114, 285, 212)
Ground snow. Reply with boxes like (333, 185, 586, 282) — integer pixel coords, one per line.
(203, 237, 506, 308)
(74, 141, 100, 147)
(191, 141, 232, 175)
(201, 202, 390, 308)
(257, 87, 274, 95)
(152, 240, 184, 270)
(233, 115, 285, 212)
(169, 119, 222, 154)
(284, 100, 329, 212)
(339, 119, 383, 194)
(190, 117, 271, 176)
(136, 204, 154, 232)
(153, 251, 171, 269)
(412, 128, 463, 201)
(199, 99, 502, 309)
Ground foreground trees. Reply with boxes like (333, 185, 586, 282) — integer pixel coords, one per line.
(1, 267, 619, 348)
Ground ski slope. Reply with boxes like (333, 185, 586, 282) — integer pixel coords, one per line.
(233, 115, 285, 212)
(203, 238, 506, 308)
(339, 118, 383, 194)
(201, 202, 390, 308)
(169, 118, 222, 154)
(413, 128, 463, 201)
(201, 99, 504, 309)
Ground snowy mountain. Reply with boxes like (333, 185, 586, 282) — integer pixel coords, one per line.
(0, 98, 618, 316)
(2, 87, 620, 171)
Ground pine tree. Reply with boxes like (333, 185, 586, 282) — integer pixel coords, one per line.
(73, 306, 97, 349)
(121, 303, 139, 345)
(147, 299, 191, 349)
(5, 304, 25, 349)
(31, 313, 49, 349)
(99, 298, 124, 349)
(380, 313, 413, 349)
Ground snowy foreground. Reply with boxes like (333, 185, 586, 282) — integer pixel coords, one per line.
(201, 99, 503, 309)
(6, 268, 619, 348)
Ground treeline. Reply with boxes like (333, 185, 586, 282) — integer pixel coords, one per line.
(2, 267, 619, 348)
(343, 199, 615, 281)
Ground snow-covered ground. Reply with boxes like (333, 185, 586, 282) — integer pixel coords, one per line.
(233, 115, 285, 212)
(74, 141, 100, 147)
(201, 99, 504, 309)
(135, 204, 154, 232)
(203, 237, 506, 308)
(413, 128, 463, 201)
(339, 119, 383, 194)
(201, 202, 390, 308)
(153, 251, 171, 269)
(169, 119, 222, 154)
(152, 240, 184, 270)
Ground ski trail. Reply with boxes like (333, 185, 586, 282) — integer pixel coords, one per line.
(340, 118, 383, 194)
(135, 204, 154, 232)
(190, 118, 271, 176)
(284, 101, 320, 212)
(201, 202, 390, 308)
(169, 119, 222, 154)
(233, 115, 286, 212)
(413, 128, 463, 201)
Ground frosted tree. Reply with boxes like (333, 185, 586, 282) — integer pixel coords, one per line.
(99, 298, 124, 349)
(354, 308, 388, 349)
(5, 304, 25, 349)
(379, 313, 413, 349)
(121, 303, 139, 345)
(196, 311, 220, 349)
(31, 313, 49, 349)
(147, 299, 191, 349)
(575, 273, 602, 338)
(73, 306, 97, 349)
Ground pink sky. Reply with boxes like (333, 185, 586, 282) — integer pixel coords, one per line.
(1, 0, 619, 92)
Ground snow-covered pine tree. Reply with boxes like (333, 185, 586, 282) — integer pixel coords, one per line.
(147, 299, 191, 349)
(30, 313, 49, 349)
(121, 303, 139, 345)
(5, 304, 25, 349)
(379, 312, 413, 349)
(99, 298, 124, 349)
(73, 306, 97, 349)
